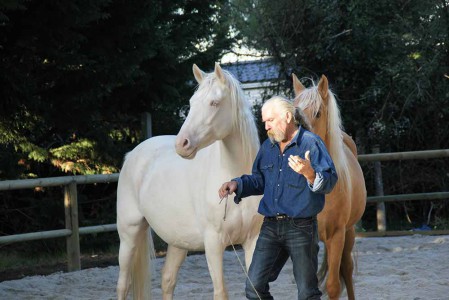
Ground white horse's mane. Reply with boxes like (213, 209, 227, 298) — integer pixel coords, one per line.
(199, 70, 260, 161)
(297, 83, 351, 191)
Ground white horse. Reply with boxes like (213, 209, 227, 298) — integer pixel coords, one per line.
(116, 63, 263, 300)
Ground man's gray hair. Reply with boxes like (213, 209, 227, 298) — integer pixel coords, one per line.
(263, 96, 312, 131)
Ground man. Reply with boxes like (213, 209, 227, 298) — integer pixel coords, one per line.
(218, 96, 337, 299)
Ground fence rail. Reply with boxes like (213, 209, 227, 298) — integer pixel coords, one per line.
(1, 149, 448, 271)
(358, 149, 449, 162)
(0, 173, 119, 190)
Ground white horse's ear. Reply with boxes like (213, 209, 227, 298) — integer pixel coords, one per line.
(292, 73, 305, 97)
(318, 75, 329, 103)
(214, 62, 226, 84)
(193, 64, 205, 84)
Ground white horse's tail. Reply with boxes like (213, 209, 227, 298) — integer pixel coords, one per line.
(132, 227, 155, 300)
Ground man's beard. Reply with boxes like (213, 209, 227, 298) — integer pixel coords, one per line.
(267, 128, 286, 143)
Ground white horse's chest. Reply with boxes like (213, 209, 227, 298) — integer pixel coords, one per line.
(135, 139, 247, 250)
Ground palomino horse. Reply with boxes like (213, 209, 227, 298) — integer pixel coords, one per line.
(293, 74, 366, 300)
(116, 63, 263, 300)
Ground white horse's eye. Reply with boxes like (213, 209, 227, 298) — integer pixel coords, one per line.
(210, 101, 219, 107)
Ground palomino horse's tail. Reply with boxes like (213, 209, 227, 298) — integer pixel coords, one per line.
(318, 236, 361, 298)
(317, 247, 330, 294)
(317, 247, 347, 297)
(131, 227, 155, 300)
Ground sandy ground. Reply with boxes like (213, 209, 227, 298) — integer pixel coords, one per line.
(1, 234, 448, 300)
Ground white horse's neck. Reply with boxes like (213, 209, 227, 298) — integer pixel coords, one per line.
(219, 131, 255, 175)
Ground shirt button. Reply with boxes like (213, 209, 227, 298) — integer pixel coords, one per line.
(280, 169, 282, 171)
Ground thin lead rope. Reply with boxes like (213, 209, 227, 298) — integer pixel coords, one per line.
(219, 194, 261, 300)
(226, 232, 262, 300)
(219, 194, 228, 221)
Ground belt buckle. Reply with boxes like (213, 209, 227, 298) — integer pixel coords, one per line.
(276, 214, 287, 220)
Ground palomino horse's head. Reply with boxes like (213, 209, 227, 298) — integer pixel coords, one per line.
(175, 63, 252, 159)
(292, 73, 350, 190)
(292, 74, 337, 142)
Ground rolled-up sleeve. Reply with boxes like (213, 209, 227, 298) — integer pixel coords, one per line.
(308, 170, 338, 193)
(308, 141, 338, 194)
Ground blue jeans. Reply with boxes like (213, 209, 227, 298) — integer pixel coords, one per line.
(245, 217, 321, 300)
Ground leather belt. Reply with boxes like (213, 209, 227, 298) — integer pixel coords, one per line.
(264, 214, 314, 221)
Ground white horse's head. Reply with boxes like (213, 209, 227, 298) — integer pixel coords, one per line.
(175, 63, 238, 159)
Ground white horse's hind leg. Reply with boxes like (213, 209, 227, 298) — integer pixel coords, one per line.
(116, 239, 132, 300)
(161, 245, 188, 300)
(204, 231, 228, 300)
(242, 235, 258, 272)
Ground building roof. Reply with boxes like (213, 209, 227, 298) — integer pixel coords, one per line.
(222, 59, 280, 84)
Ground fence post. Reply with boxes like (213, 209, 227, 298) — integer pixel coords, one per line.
(141, 112, 153, 140)
(373, 145, 387, 231)
(64, 181, 81, 271)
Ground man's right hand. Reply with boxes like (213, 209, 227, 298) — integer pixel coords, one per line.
(218, 181, 238, 199)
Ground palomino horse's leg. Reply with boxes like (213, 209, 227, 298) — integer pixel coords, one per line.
(117, 219, 149, 300)
(204, 230, 228, 300)
(325, 228, 346, 300)
(340, 227, 356, 300)
(161, 245, 188, 300)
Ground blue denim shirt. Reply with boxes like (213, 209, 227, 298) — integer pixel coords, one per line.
(233, 127, 338, 218)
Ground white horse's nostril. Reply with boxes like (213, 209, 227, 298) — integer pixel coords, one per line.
(182, 138, 189, 148)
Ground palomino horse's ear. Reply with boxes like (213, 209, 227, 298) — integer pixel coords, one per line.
(292, 73, 306, 97)
(193, 64, 205, 84)
(317, 75, 329, 103)
(214, 62, 226, 84)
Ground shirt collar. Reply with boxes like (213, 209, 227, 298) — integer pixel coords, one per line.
(292, 126, 305, 145)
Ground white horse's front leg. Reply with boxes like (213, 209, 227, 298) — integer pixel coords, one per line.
(204, 229, 228, 300)
(161, 245, 188, 300)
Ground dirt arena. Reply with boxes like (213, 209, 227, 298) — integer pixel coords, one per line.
(1, 234, 448, 299)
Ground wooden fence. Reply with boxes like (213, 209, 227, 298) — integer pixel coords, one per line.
(0, 174, 119, 271)
(358, 148, 449, 237)
(0, 149, 448, 272)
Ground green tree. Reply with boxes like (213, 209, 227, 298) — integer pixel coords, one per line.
(231, 0, 449, 228)
(231, 0, 449, 151)
(0, 0, 232, 179)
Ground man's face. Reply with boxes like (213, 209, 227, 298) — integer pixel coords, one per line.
(262, 104, 288, 143)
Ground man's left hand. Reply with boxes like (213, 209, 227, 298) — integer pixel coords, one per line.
(288, 151, 316, 184)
